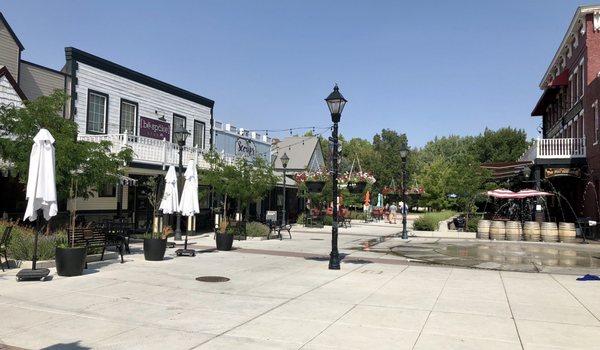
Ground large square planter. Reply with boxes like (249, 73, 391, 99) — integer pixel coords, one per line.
(215, 233, 234, 251)
(55, 247, 87, 277)
(143, 238, 167, 261)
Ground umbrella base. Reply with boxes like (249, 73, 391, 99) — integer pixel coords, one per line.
(16, 268, 50, 281)
(176, 249, 196, 257)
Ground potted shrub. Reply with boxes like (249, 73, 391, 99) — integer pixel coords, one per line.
(143, 226, 173, 261)
(215, 218, 234, 251)
(55, 231, 86, 277)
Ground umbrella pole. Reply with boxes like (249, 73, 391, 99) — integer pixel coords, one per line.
(32, 209, 44, 270)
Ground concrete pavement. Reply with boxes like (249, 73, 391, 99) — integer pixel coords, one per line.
(1, 222, 600, 349)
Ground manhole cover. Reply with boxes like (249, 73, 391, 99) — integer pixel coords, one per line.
(196, 276, 230, 283)
(310, 238, 324, 241)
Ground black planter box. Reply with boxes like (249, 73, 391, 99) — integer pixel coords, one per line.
(55, 247, 87, 277)
(306, 181, 326, 193)
(143, 238, 167, 261)
(215, 233, 234, 251)
(347, 182, 367, 193)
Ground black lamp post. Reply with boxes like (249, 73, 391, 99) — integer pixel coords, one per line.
(325, 84, 347, 270)
(173, 126, 190, 241)
(281, 152, 289, 227)
(400, 147, 409, 239)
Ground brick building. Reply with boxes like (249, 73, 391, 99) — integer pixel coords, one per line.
(523, 5, 600, 222)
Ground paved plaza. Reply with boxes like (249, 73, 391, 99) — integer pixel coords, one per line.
(2, 222, 600, 349)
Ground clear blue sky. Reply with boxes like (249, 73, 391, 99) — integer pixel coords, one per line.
(0, 0, 586, 146)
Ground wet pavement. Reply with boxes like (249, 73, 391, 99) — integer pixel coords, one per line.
(370, 238, 600, 274)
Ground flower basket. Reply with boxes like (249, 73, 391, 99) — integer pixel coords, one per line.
(306, 181, 326, 193)
(347, 181, 367, 193)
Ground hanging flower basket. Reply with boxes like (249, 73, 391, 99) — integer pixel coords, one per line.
(295, 169, 329, 193)
(347, 181, 367, 193)
(306, 181, 326, 193)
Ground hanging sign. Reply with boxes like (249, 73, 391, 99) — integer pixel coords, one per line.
(545, 167, 581, 178)
(140, 116, 170, 140)
(235, 138, 256, 158)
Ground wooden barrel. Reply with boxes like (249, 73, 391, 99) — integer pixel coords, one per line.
(541, 222, 559, 242)
(558, 222, 577, 243)
(489, 221, 506, 240)
(477, 220, 491, 239)
(505, 221, 522, 241)
(523, 221, 541, 242)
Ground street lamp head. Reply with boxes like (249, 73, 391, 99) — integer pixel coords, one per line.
(325, 84, 347, 123)
(174, 126, 190, 146)
(523, 166, 531, 179)
(399, 147, 408, 160)
(281, 152, 290, 169)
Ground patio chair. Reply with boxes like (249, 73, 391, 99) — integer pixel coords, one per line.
(0, 225, 13, 271)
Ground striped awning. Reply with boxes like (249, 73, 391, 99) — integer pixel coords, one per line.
(486, 188, 553, 199)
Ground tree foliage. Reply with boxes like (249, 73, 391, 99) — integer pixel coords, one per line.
(200, 151, 278, 215)
(0, 91, 132, 200)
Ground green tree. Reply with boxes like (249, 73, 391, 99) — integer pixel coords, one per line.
(372, 129, 409, 191)
(200, 151, 277, 220)
(0, 91, 132, 201)
(471, 127, 530, 163)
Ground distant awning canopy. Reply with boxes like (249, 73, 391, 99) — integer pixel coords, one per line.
(531, 69, 569, 116)
(481, 161, 532, 180)
(486, 188, 553, 199)
(550, 68, 569, 87)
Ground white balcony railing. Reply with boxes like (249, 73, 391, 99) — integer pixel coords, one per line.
(78, 132, 209, 169)
(520, 138, 586, 161)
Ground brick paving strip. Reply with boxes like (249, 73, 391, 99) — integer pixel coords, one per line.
(0, 344, 26, 350)
(185, 243, 412, 266)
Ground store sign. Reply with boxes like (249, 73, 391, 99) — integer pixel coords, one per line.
(140, 117, 170, 140)
(545, 168, 581, 178)
(235, 138, 256, 158)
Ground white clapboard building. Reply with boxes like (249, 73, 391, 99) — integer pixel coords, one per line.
(63, 47, 214, 227)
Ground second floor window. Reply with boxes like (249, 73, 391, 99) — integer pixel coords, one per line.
(193, 120, 205, 148)
(172, 114, 186, 143)
(594, 100, 599, 143)
(120, 100, 137, 134)
(87, 90, 108, 134)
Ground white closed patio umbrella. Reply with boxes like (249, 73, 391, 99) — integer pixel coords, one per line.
(17, 128, 57, 281)
(159, 165, 179, 214)
(176, 160, 199, 256)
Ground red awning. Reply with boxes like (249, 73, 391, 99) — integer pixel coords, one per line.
(486, 189, 553, 199)
(531, 87, 560, 116)
(550, 68, 569, 87)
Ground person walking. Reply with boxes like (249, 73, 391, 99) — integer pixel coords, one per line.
(389, 202, 398, 224)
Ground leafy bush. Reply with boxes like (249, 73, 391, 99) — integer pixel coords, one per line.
(245, 222, 270, 237)
(296, 212, 306, 225)
(413, 211, 456, 231)
(0, 221, 67, 260)
(465, 215, 481, 232)
(323, 215, 333, 226)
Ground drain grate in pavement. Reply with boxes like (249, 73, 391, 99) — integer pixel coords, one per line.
(196, 276, 230, 283)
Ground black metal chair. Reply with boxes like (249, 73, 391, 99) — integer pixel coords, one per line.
(0, 226, 14, 271)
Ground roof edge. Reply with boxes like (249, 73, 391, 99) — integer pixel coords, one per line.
(0, 66, 28, 101)
(65, 47, 214, 108)
(0, 12, 24, 50)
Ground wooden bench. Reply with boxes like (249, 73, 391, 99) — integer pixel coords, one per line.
(67, 226, 125, 265)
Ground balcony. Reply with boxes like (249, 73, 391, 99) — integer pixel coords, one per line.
(520, 138, 586, 162)
(78, 133, 208, 169)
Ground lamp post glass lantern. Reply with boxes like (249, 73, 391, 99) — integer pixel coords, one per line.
(281, 153, 289, 227)
(325, 84, 347, 270)
(400, 147, 409, 239)
(174, 126, 190, 240)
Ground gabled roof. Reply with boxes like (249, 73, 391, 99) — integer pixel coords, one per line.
(65, 47, 214, 108)
(272, 136, 322, 170)
(0, 66, 27, 101)
(0, 12, 24, 50)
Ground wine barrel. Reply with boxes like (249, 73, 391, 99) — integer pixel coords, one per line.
(477, 220, 491, 239)
(523, 221, 541, 242)
(489, 221, 506, 240)
(505, 221, 522, 241)
(558, 222, 577, 243)
(541, 222, 559, 242)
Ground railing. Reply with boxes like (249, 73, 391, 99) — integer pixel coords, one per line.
(78, 132, 209, 169)
(520, 138, 586, 161)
